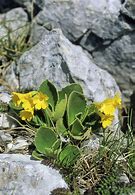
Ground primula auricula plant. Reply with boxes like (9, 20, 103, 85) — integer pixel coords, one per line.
(10, 80, 122, 168)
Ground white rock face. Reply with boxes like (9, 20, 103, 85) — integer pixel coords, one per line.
(11, 0, 135, 103)
(0, 92, 11, 104)
(0, 93, 15, 129)
(0, 8, 28, 40)
(15, 29, 120, 103)
(35, 0, 124, 41)
(0, 154, 68, 195)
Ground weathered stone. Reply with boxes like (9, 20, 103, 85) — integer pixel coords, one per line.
(0, 92, 16, 129)
(0, 154, 68, 195)
(0, 8, 28, 40)
(121, 0, 135, 20)
(119, 173, 130, 184)
(0, 92, 11, 103)
(0, 131, 12, 143)
(7, 137, 29, 152)
(4, 62, 19, 90)
(35, 0, 129, 42)
(92, 33, 135, 103)
(30, 23, 49, 45)
(14, 29, 120, 103)
(81, 134, 100, 153)
(30, 0, 134, 104)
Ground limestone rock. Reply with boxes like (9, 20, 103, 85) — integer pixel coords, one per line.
(35, 0, 126, 41)
(0, 92, 16, 129)
(32, 0, 134, 103)
(92, 33, 135, 103)
(121, 0, 135, 20)
(15, 29, 120, 102)
(0, 154, 68, 195)
(0, 8, 28, 40)
(29, 23, 49, 45)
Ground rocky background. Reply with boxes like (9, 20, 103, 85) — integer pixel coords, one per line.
(0, 0, 135, 103)
(0, 0, 134, 194)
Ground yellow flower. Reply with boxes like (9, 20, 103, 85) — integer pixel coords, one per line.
(96, 93, 121, 115)
(99, 113, 114, 128)
(113, 93, 122, 108)
(20, 110, 34, 121)
(22, 98, 34, 111)
(95, 93, 122, 128)
(32, 92, 48, 110)
(12, 92, 33, 106)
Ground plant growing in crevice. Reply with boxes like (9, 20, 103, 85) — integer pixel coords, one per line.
(9, 79, 135, 194)
(9, 80, 122, 170)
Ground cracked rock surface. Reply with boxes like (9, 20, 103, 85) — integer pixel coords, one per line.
(13, 29, 120, 102)
(1, 1, 134, 102)
(32, 0, 135, 102)
(0, 7, 28, 40)
(0, 154, 67, 195)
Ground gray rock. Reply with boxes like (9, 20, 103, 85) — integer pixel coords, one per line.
(0, 154, 68, 195)
(32, 0, 134, 104)
(92, 33, 135, 103)
(81, 134, 100, 153)
(0, 92, 16, 129)
(0, 131, 12, 143)
(4, 62, 19, 90)
(35, 0, 129, 42)
(121, 0, 135, 20)
(119, 173, 130, 184)
(15, 29, 120, 103)
(30, 23, 49, 45)
(8, 137, 29, 152)
(0, 92, 11, 104)
(0, 8, 28, 41)
(0, 113, 16, 129)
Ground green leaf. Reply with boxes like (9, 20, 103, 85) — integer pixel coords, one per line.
(70, 126, 92, 141)
(53, 95, 67, 121)
(32, 150, 44, 160)
(56, 118, 67, 135)
(59, 83, 83, 100)
(35, 127, 57, 156)
(71, 118, 84, 136)
(80, 106, 90, 122)
(43, 108, 52, 127)
(52, 139, 61, 152)
(88, 104, 98, 115)
(81, 104, 97, 122)
(58, 144, 80, 167)
(9, 100, 22, 110)
(32, 115, 45, 126)
(67, 91, 86, 126)
(39, 80, 58, 111)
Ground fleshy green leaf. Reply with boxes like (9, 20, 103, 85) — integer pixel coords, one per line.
(58, 144, 80, 167)
(59, 83, 83, 100)
(56, 118, 67, 135)
(35, 127, 57, 156)
(53, 95, 67, 121)
(52, 139, 61, 152)
(32, 150, 45, 160)
(81, 104, 97, 122)
(39, 80, 58, 110)
(9, 100, 23, 110)
(71, 118, 84, 136)
(67, 91, 86, 126)
(32, 115, 45, 126)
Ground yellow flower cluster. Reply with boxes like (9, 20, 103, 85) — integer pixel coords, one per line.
(95, 93, 122, 128)
(12, 91, 48, 121)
